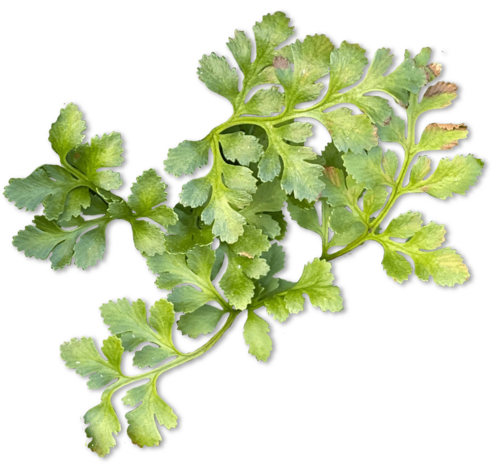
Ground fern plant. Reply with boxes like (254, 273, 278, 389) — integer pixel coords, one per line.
(4, 11, 483, 457)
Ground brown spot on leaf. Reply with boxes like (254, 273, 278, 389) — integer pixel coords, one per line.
(273, 56, 289, 70)
(424, 81, 458, 98)
(425, 123, 467, 150)
(324, 166, 341, 187)
(423, 69, 431, 82)
(73, 152, 80, 159)
(398, 101, 408, 109)
(435, 123, 467, 131)
(383, 117, 392, 126)
(239, 251, 254, 259)
(426, 123, 467, 132)
(372, 125, 378, 138)
(441, 141, 459, 150)
(428, 63, 442, 77)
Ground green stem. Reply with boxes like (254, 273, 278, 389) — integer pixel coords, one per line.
(320, 201, 332, 257)
(321, 93, 419, 262)
(59, 154, 127, 207)
(105, 311, 240, 398)
(323, 234, 367, 261)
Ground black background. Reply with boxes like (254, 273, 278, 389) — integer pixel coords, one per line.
(2, 4, 493, 463)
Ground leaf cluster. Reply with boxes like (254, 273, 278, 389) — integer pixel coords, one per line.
(4, 11, 484, 458)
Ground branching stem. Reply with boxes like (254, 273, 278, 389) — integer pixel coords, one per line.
(321, 93, 419, 262)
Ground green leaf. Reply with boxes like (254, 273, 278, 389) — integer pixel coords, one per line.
(417, 81, 458, 115)
(377, 115, 406, 146)
(259, 128, 324, 201)
(407, 221, 447, 250)
(416, 123, 468, 152)
(405, 155, 483, 199)
(147, 246, 218, 312)
(210, 245, 226, 281)
(164, 204, 214, 254)
(68, 132, 124, 190)
(344, 146, 398, 188)
(382, 149, 399, 181)
(218, 226, 271, 309)
(277, 122, 313, 144)
(223, 12, 293, 103)
(100, 298, 177, 368)
(382, 211, 423, 238)
(243, 87, 284, 116)
(321, 167, 346, 206)
(409, 156, 431, 186)
(133, 346, 175, 370)
(13, 215, 108, 269)
(84, 399, 121, 457)
(328, 41, 367, 93)
(227, 29, 252, 74)
(49, 103, 86, 158)
(287, 199, 323, 238)
(128, 169, 177, 226)
(265, 296, 290, 323)
(375, 213, 469, 285)
(164, 139, 210, 177)
(316, 108, 378, 154)
(252, 11, 293, 69)
(60, 186, 91, 221)
(198, 53, 239, 106)
(413, 247, 469, 285)
(243, 310, 272, 362)
(168, 286, 216, 314)
(414, 47, 433, 68)
(219, 132, 264, 166)
(326, 40, 398, 124)
(413, 47, 442, 83)
(321, 167, 363, 209)
(179, 145, 256, 243)
(329, 207, 366, 247)
(350, 48, 427, 114)
(60, 335, 123, 389)
(256, 243, 287, 295)
(381, 248, 412, 283)
(263, 259, 342, 317)
(123, 379, 177, 448)
(240, 179, 287, 239)
(129, 220, 164, 256)
(353, 47, 427, 107)
(73, 226, 107, 269)
(177, 305, 226, 338)
(286, 259, 343, 313)
(111, 169, 178, 256)
(4, 165, 88, 220)
(318, 141, 346, 172)
(107, 199, 132, 219)
(276, 34, 333, 106)
(362, 186, 388, 218)
(349, 107, 395, 136)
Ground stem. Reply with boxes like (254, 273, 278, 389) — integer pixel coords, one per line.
(320, 201, 332, 257)
(323, 234, 367, 261)
(321, 93, 419, 262)
(106, 311, 240, 397)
